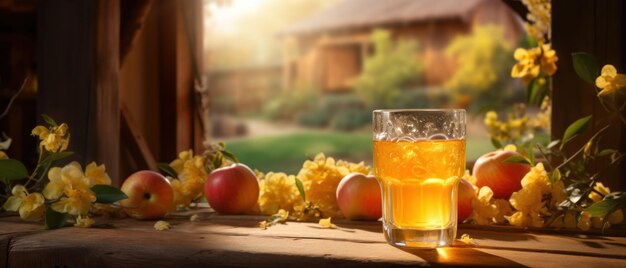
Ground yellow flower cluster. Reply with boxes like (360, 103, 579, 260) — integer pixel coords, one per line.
(43, 162, 111, 216)
(169, 150, 209, 210)
(511, 44, 558, 83)
(578, 182, 624, 229)
(74, 215, 95, 228)
(595, 64, 626, 96)
(256, 172, 300, 215)
(521, 0, 551, 43)
(2, 161, 111, 225)
(484, 100, 551, 145)
(469, 186, 512, 225)
(154, 220, 171, 231)
(31, 123, 70, 153)
(483, 109, 529, 143)
(507, 163, 567, 228)
(296, 153, 370, 218)
(318, 217, 335, 229)
(2, 185, 45, 221)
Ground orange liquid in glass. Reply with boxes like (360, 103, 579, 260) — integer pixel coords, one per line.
(374, 139, 466, 229)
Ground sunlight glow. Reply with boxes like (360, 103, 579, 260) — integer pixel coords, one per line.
(205, 0, 264, 34)
(436, 248, 450, 260)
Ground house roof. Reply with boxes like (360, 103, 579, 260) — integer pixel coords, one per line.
(281, 0, 488, 36)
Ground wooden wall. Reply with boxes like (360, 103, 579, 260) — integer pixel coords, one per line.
(37, 0, 203, 185)
(552, 0, 626, 190)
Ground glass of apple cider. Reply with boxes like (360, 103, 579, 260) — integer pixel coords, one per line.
(373, 109, 466, 248)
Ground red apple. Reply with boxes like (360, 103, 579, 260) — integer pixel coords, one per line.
(204, 163, 259, 214)
(473, 150, 531, 199)
(457, 178, 475, 222)
(120, 170, 174, 220)
(336, 173, 382, 221)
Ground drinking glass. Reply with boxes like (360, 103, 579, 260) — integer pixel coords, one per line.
(373, 109, 466, 248)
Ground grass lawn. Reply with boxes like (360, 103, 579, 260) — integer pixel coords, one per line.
(226, 132, 494, 174)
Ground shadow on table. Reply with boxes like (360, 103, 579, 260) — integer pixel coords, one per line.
(399, 246, 526, 267)
(333, 221, 382, 233)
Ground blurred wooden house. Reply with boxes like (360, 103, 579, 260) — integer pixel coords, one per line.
(281, 0, 524, 92)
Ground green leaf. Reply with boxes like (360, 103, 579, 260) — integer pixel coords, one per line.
(584, 198, 622, 217)
(490, 137, 503, 149)
(91, 185, 128, 204)
(0, 159, 29, 183)
(41, 114, 58, 127)
(527, 78, 546, 106)
(0, 136, 11, 150)
(220, 150, 239, 163)
(572, 52, 600, 85)
(294, 177, 306, 202)
(547, 140, 560, 149)
(157, 162, 178, 178)
(598, 149, 618, 157)
(504, 156, 530, 165)
(44, 206, 68, 229)
(561, 115, 592, 148)
(40, 151, 74, 167)
(550, 168, 562, 184)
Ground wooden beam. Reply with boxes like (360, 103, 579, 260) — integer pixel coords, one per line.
(157, 0, 178, 161)
(37, 0, 121, 184)
(120, 0, 154, 65)
(157, 0, 201, 160)
(120, 102, 158, 171)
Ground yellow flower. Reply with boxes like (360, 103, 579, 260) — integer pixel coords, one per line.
(460, 234, 477, 246)
(154, 220, 171, 231)
(52, 187, 97, 215)
(85, 162, 111, 186)
(0, 150, 7, 159)
(469, 186, 511, 225)
(257, 172, 300, 215)
(43, 162, 90, 200)
(31, 123, 70, 153)
(539, 44, 557, 75)
(511, 47, 541, 80)
(318, 217, 335, 229)
(507, 211, 543, 228)
(43, 162, 99, 215)
(595, 64, 626, 96)
(511, 44, 557, 82)
(169, 151, 208, 211)
(2, 185, 45, 221)
(74, 215, 95, 228)
(297, 153, 371, 218)
(170, 149, 194, 174)
(588, 182, 610, 203)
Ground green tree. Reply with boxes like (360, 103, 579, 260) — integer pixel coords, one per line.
(445, 25, 516, 112)
(352, 29, 423, 108)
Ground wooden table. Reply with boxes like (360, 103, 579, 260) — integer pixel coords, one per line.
(1, 212, 626, 267)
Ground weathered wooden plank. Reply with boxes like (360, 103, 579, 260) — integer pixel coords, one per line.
(3, 213, 626, 267)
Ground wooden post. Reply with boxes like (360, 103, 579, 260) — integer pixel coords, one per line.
(552, 0, 626, 190)
(37, 0, 120, 184)
(157, 0, 199, 160)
